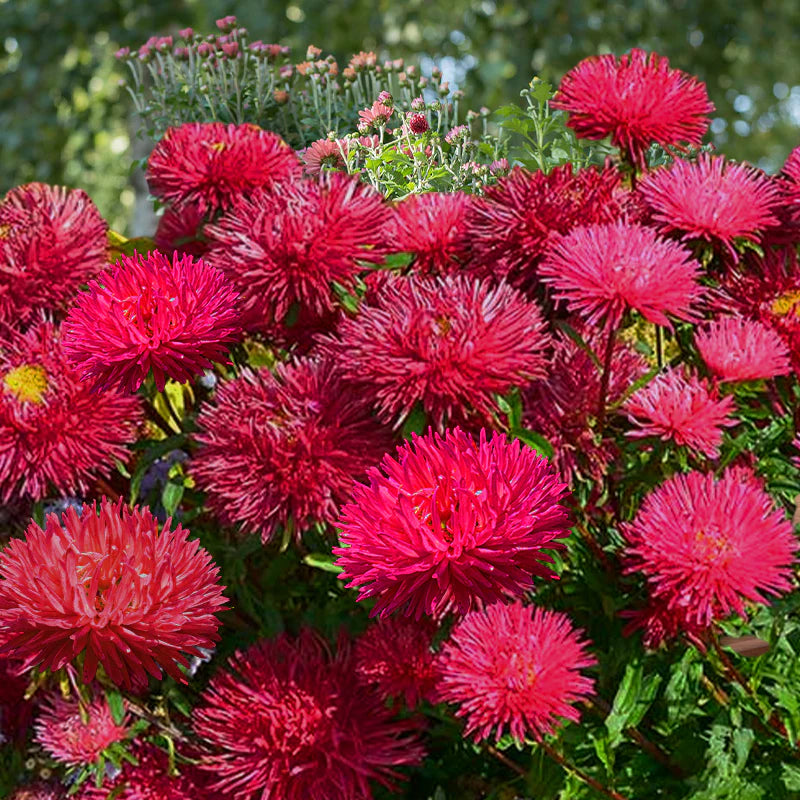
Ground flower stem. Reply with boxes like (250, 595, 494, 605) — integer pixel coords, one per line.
(538, 740, 632, 800)
(596, 324, 618, 434)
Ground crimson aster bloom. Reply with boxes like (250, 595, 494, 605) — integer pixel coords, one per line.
(63, 250, 242, 393)
(0, 498, 227, 688)
(552, 49, 713, 168)
(192, 357, 392, 544)
(540, 221, 703, 329)
(0, 321, 142, 503)
(205, 173, 389, 330)
(387, 192, 472, 275)
(624, 368, 735, 458)
(621, 597, 709, 649)
(10, 784, 65, 800)
(639, 155, 780, 260)
(0, 657, 34, 745)
(462, 163, 629, 288)
(335, 428, 571, 619)
(355, 617, 439, 708)
(34, 693, 129, 767)
(696, 316, 791, 382)
(623, 469, 798, 629)
(436, 602, 596, 743)
(154, 202, 208, 257)
(322, 275, 550, 429)
(146, 122, 301, 214)
(771, 146, 800, 242)
(192, 630, 424, 800)
(0, 183, 107, 326)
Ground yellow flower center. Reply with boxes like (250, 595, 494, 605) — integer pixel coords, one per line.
(3, 364, 48, 404)
(693, 527, 729, 562)
(770, 289, 800, 318)
(208, 141, 227, 153)
(0, 224, 10, 239)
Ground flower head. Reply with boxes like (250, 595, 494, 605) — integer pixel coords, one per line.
(0, 183, 107, 327)
(192, 357, 392, 544)
(335, 428, 571, 619)
(355, 618, 439, 708)
(0, 498, 227, 688)
(623, 469, 798, 629)
(639, 155, 780, 260)
(205, 173, 389, 330)
(358, 101, 393, 129)
(10, 784, 65, 800)
(624, 368, 735, 458)
(34, 693, 129, 767)
(154, 202, 208, 258)
(696, 316, 791, 382)
(552, 49, 713, 168)
(63, 250, 241, 393)
(539, 221, 703, 329)
(147, 122, 301, 214)
(301, 138, 346, 174)
(0, 657, 34, 745)
(462, 164, 629, 288)
(436, 602, 596, 743)
(192, 630, 424, 800)
(0, 321, 142, 503)
(322, 275, 550, 429)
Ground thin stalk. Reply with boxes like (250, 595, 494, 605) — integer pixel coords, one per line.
(538, 740, 632, 800)
(596, 324, 618, 434)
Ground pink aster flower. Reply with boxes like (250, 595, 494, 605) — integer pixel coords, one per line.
(0, 321, 142, 503)
(539, 221, 703, 329)
(623, 469, 798, 630)
(552, 49, 713, 168)
(0, 498, 227, 688)
(639, 155, 780, 260)
(624, 368, 736, 458)
(355, 618, 439, 708)
(621, 598, 709, 649)
(154, 202, 208, 258)
(696, 316, 791, 382)
(335, 428, 571, 619)
(34, 693, 129, 767)
(321, 275, 550, 429)
(192, 630, 425, 800)
(0, 183, 107, 327)
(192, 357, 392, 544)
(301, 138, 346, 174)
(205, 173, 389, 330)
(436, 602, 596, 743)
(462, 163, 630, 288)
(63, 250, 242, 393)
(386, 192, 471, 275)
(358, 101, 393, 129)
(772, 145, 800, 242)
(10, 784, 66, 800)
(147, 122, 301, 214)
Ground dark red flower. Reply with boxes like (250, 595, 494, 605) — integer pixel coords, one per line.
(155, 202, 208, 257)
(335, 428, 571, 619)
(0, 498, 227, 688)
(192, 357, 392, 544)
(771, 146, 800, 243)
(436, 601, 596, 743)
(621, 599, 708, 649)
(0, 183, 107, 327)
(0, 321, 142, 503)
(10, 784, 66, 800)
(0, 657, 34, 745)
(552, 49, 713, 168)
(147, 122, 301, 214)
(63, 250, 242, 393)
(461, 163, 629, 288)
(205, 173, 389, 330)
(321, 274, 550, 429)
(192, 630, 424, 800)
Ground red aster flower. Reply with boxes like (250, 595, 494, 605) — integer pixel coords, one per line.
(408, 113, 429, 134)
(436, 601, 596, 743)
(771, 146, 800, 243)
(522, 323, 647, 483)
(34, 693, 129, 767)
(154, 202, 208, 258)
(147, 122, 301, 215)
(552, 49, 713, 169)
(696, 316, 791, 382)
(205, 173, 389, 330)
(387, 192, 471, 275)
(192, 357, 392, 544)
(354, 618, 439, 708)
(0, 657, 34, 745)
(462, 163, 629, 288)
(10, 784, 65, 800)
(0, 183, 107, 327)
(621, 598, 708, 649)
(335, 428, 571, 619)
(623, 469, 798, 629)
(624, 368, 735, 458)
(639, 155, 780, 260)
(0, 321, 142, 503)
(322, 275, 550, 429)
(301, 138, 347, 174)
(192, 630, 425, 800)
(0, 498, 227, 688)
(539, 221, 703, 329)
(63, 250, 242, 393)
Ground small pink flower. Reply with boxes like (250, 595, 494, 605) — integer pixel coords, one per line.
(358, 101, 393, 128)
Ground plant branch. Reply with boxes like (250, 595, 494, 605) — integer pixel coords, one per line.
(538, 740, 632, 800)
(596, 324, 618, 434)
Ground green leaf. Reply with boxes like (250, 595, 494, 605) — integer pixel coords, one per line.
(553, 320, 602, 370)
(401, 403, 427, 439)
(106, 689, 125, 725)
(302, 552, 343, 574)
(512, 428, 555, 460)
(782, 763, 800, 791)
(605, 662, 662, 747)
(161, 481, 184, 517)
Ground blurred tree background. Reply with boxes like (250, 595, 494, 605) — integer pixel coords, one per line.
(3, 0, 800, 232)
